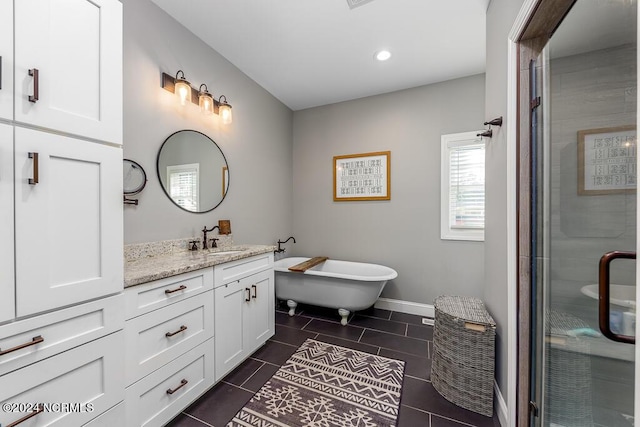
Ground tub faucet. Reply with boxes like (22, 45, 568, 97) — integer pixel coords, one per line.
(202, 225, 219, 249)
(275, 236, 296, 255)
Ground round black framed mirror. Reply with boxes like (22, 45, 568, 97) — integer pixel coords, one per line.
(157, 130, 229, 213)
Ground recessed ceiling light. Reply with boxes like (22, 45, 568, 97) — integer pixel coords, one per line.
(375, 50, 391, 61)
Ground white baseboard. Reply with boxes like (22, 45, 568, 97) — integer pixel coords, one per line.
(374, 297, 435, 318)
(495, 380, 508, 427)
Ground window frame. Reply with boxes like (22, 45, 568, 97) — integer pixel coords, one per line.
(440, 131, 485, 242)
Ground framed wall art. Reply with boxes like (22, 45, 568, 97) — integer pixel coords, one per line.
(333, 151, 390, 201)
(578, 125, 636, 195)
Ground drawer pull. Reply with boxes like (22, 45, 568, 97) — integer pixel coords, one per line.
(28, 152, 39, 185)
(28, 68, 39, 103)
(245, 288, 251, 302)
(165, 325, 188, 337)
(0, 335, 44, 356)
(251, 284, 257, 299)
(165, 284, 187, 295)
(166, 379, 188, 395)
(7, 404, 44, 427)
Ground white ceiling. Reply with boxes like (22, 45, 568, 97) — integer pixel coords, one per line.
(150, 0, 490, 111)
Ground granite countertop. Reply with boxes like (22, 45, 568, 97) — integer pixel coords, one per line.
(124, 244, 277, 287)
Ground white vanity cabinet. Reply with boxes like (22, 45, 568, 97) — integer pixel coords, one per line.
(0, 0, 12, 121)
(13, 0, 122, 144)
(124, 269, 215, 427)
(0, 123, 13, 323)
(14, 127, 123, 317)
(214, 253, 275, 381)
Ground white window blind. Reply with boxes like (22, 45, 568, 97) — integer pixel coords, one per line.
(167, 163, 200, 212)
(441, 132, 485, 241)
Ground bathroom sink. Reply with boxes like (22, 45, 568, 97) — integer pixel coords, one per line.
(581, 284, 636, 308)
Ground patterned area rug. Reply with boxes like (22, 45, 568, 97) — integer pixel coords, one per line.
(228, 338, 405, 427)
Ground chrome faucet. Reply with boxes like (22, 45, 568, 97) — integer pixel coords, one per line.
(202, 225, 219, 249)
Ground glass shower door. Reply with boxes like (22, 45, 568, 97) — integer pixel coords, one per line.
(534, 0, 638, 425)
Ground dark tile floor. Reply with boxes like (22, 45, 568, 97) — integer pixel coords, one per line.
(167, 302, 501, 427)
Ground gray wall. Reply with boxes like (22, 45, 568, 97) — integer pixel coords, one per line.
(123, 0, 293, 245)
(291, 74, 486, 304)
(484, 0, 525, 403)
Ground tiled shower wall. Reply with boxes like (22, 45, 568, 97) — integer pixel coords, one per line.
(549, 44, 637, 326)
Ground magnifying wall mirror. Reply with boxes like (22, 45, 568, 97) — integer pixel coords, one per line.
(157, 130, 230, 213)
(123, 159, 147, 205)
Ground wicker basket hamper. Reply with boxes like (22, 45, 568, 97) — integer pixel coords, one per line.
(431, 295, 497, 417)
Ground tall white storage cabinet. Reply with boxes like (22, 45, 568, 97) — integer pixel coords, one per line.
(0, 0, 12, 121)
(14, 0, 123, 144)
(0, 123, 14, 323)
(0, 1, 124, 425)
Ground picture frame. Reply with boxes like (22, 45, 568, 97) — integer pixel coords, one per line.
(333, 151, 390, 201)
(222, 165, 228, 197)
(578, 125, 636, 195)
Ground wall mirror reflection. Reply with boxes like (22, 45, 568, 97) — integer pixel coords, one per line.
(157, 130, 229, 213)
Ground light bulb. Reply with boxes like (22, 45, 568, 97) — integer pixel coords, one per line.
(175, 80, 191, 106)
(199, 85, 214, 115)
(219, 104, 232, 124)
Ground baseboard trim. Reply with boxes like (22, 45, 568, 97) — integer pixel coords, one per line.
(374, 298, 435, 318)
(495, 380, 508, 427)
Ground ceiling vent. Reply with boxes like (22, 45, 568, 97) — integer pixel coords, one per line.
(346, 0, 376, 9)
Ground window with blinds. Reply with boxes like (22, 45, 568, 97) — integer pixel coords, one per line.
(441, 132, 485, 241)
(167, 163, 200, 212)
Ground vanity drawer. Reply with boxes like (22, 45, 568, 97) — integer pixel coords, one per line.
(125, 291, 214, 385)
(83, 402, 124, 426)
(125, 268, 213, 319)
(125, 338, 214, 427)
(0, 331, 125, 427)
(214, 252, 273, 287)
(0, 294, 124, 376)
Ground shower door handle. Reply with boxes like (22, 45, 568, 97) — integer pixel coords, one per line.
(598, 251, 636, 344)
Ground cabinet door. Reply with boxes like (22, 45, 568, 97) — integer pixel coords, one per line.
(14, 0, 122, 144)
(246, 269, 275, 354)
(15, 127, 123, 317)
(214, 280, 248, 381)
(0, 0, 12, 120)
(0, 123, 13, 323)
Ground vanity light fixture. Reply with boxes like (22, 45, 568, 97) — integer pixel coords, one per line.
(161, 70, 234, 124)
(174, 70, 192, 106)
(198, 84, 214, 115)
(218, 95, 233, 125)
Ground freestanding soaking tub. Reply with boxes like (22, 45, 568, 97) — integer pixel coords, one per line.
(274, 257, 398, 325)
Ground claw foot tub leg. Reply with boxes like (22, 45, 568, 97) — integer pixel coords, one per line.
(287, 300, 298, 317)
(338, 308, 350, 326)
